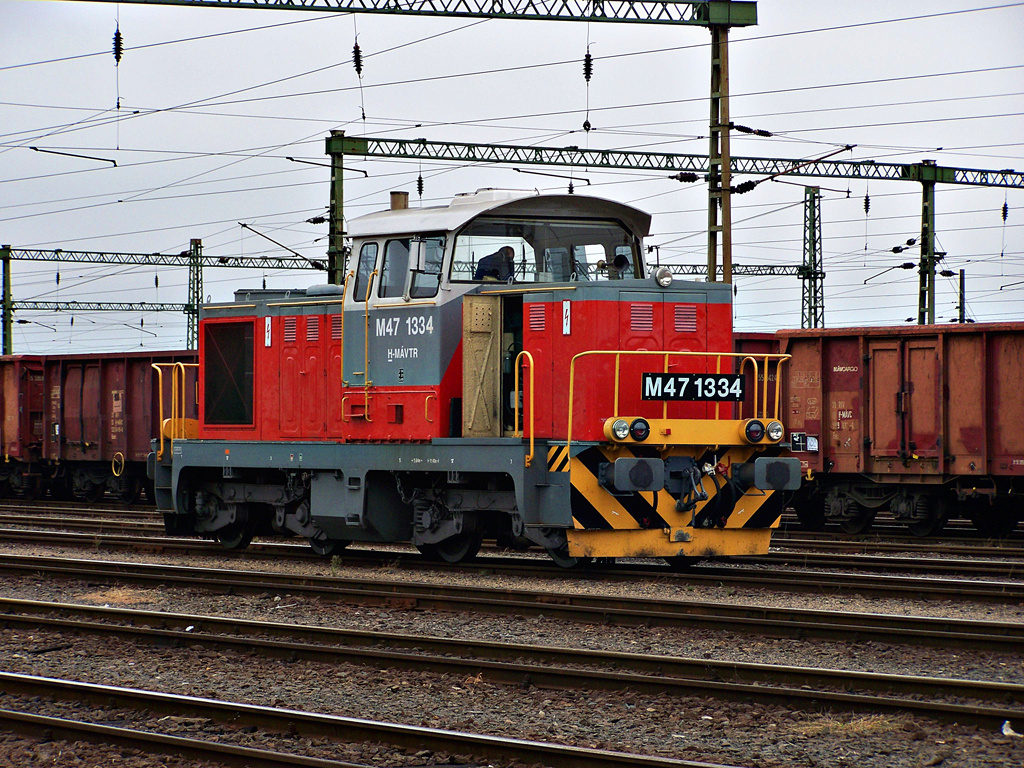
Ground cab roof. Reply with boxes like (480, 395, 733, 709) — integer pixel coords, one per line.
(347, 189, 652, 240)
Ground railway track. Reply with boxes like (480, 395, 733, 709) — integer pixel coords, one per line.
(0, 672, 721, 768)
(1, 552, 1022, 652)
(3, 597, 1022, 729)
(2, 527, 1023, 603)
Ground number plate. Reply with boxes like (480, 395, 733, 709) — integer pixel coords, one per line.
(641, 373, 745, 402)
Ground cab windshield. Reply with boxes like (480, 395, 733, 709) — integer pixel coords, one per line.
(451, 216, 643, 283)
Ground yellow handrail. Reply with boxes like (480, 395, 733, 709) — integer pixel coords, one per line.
(513, 350, 535, 467)
(152, 362, 198, 460)
(566, 349, 791, 447)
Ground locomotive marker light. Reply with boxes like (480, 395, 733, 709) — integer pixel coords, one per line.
(654, 266, 674, 288)
(744, 419, 766, 443)
(766, 420, 784, 441)
(629, 418, 651, 442)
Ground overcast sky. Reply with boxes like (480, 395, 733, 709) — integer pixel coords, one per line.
(2, 0, 1022, 353)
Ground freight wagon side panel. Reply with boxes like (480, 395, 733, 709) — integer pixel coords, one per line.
(945, 333, 988, 478)
(990, 331, 1024, 474)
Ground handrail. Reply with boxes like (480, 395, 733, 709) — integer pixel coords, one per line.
(363, 268, 378, 421)
(513, 350, 535, 467)
(566, 349, 791, 447)
(339, 269, 354, 387)
(152, 362, 198, 461)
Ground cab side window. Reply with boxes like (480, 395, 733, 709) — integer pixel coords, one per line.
(409, 236, 444, 299)
(379, 239, 410, 299)
(353, 242, 378, 301)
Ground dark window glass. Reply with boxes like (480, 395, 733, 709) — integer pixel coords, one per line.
(204, 321, 254, 425)
(353, 242, 378, 302)
(379, 239, 410, 298)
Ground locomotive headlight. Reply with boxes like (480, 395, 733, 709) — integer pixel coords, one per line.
(611, 419, 631, 441)
(744, 419, 765, 443)
(654, 266, 674, 288)
(629, 418, 651, 442)
(766, 420, 784, 441)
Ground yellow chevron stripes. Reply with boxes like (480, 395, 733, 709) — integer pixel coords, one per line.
(566, 526, 772, 559)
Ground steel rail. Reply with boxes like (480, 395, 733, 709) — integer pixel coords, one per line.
(2, 528, 1023, 603)
(2, 532, 1024, 606)
(1, 553, 1022, 651)
(0, 673, 742, 768)
(4, 597, 1023, 727)
(0, 709, 371, 768)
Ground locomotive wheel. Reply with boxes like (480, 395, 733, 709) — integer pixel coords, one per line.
(663, 556, 701, 571)
(308, 537, 350, 557)
(217, 520, 254, 550)
(838, 502, 875, 535)
(419, 528, 484, 564)
(545, 543, 591, 569)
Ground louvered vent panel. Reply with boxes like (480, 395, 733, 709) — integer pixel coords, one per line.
(528, 303, 546, 332)
(630, 304, 654, 332)
(331, 315, 343, 340)
(674, 304, 698, 333)
(283, 317, 297, 343)
(306, 316, 320, 342)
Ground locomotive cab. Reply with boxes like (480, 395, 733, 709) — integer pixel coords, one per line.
(152, 188, 799, 566)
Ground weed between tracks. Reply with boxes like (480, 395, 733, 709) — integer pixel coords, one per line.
(793, 713, 911, 737)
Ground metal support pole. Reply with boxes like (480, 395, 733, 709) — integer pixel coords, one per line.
(187, 239, 203, 350)
(918, 171, 937, 324)
(801, 187, 825, 328)
(707, 24, 733, 284)
(1, 245, 11, 355)
(327, 130, 346, 286)
(958, 269, 966, 323)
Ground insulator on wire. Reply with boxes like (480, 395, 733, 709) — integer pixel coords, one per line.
(733, 124, 773, 137)
(670, 172, 700, 183)
(56, 271, 60, 286)
(731, 180, 758, 195)
(1003, 201, 1010, 222)
(568, 181, 574, 195)
(306, 215, 326, 225)
(583, 50, 593, 83)
(416, 174, 424, 198)
(154, 275, 159, 288)
(864, 193, 871, 216)
(582, 119, 591, 132)
(113, 25, 124, 65)
(352, 42, 363, 77)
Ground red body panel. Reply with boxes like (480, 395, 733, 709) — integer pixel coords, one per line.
(525, 296, 731, 442)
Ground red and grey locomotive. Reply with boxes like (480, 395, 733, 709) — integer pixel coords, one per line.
(151, 187, 800, 566)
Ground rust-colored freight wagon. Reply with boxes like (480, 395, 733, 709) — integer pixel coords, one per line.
(0, 351, 197, 502)
(772, 324, 1023, 536)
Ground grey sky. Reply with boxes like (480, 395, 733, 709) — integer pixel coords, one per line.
(2, 0, 1022, 352)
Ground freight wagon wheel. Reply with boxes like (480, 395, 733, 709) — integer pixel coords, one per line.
(217, 520, 254, 550)
(793, 492, 826, 532)
(82, 482, 105, 504)
(419, 528, 485, 564)
(906, 496, 950, 537)
(971, 499, 1020, 539)
(838, 502, 875, 535)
